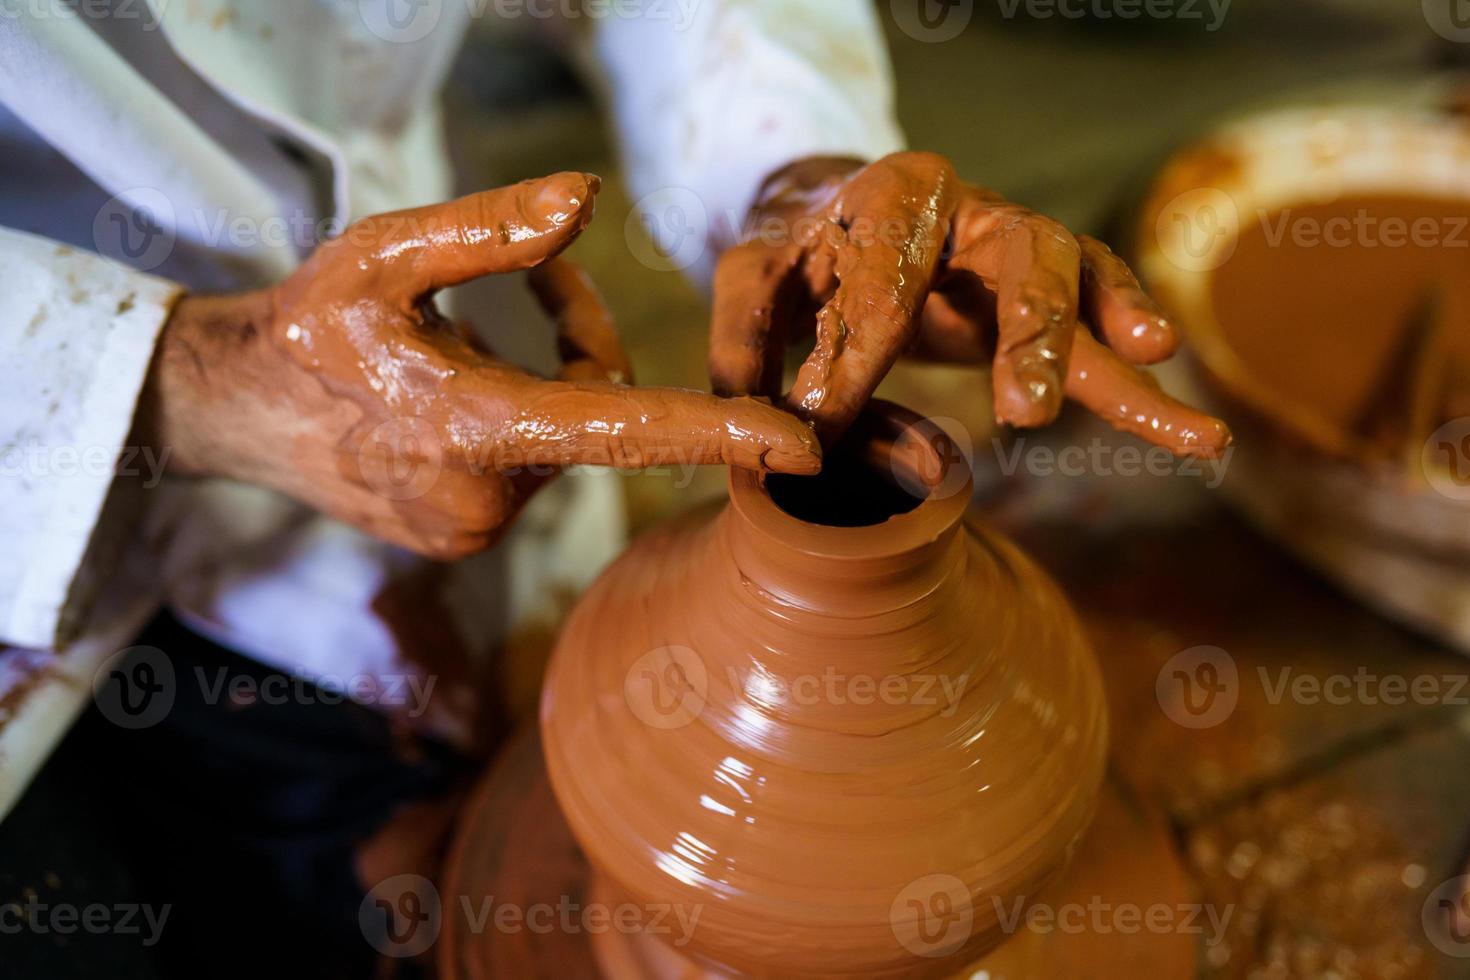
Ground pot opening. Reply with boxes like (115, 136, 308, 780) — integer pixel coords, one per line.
(732, 402, 968, 544)
(766, 452, 924, 528)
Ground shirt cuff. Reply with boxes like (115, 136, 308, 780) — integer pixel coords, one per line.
(0, 227, 183, 649)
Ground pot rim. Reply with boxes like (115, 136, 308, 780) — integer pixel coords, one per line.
(1134, 104, 1470, 463)
(728, 400, 974, 561)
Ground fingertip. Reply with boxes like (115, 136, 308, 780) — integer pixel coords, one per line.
(763, 440, 823, 476)
(1117, 302, 1181, 365)
(1184, 417, 1234, 459)
(526, 172, 599, 230)
(1142, 310, 1180, 355)
(733, 399, 823, 474)
(993, 364, 1065, 428)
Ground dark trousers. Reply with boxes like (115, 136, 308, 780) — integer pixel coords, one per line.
(0, 611, 468, 979)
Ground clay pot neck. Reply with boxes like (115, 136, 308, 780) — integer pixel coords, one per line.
(721, 405, 974, 619)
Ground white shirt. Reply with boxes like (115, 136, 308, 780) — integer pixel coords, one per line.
(0, 0, 904, 817)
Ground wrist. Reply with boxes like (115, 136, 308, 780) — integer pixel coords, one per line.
(139, 288, 279, 480)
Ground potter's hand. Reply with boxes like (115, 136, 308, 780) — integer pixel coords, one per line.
(145, 173, 820, 559)
(709, 152, 1231, 456)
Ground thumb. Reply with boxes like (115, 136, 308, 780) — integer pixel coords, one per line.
(492, 382, 822, 475)
(350, 172, 600, 302)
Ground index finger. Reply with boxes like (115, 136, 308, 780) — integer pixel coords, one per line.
(494, 382, 822, 474)
(786, 152, 958, 441)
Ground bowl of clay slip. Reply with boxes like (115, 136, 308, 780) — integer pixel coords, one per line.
(1134, 104, 1470, 653)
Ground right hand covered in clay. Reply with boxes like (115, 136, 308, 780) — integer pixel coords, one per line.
(142, 173, 820, 560)
(710, 152, 1232, 455)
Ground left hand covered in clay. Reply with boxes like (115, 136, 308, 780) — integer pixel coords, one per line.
(709, 152, 1231, 456)
(145, 174, 820, 560)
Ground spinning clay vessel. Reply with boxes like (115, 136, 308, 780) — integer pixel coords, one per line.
(540, 402, 1108, 979)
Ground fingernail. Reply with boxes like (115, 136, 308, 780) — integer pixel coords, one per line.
(1020, 363, 1064, 413)
(741, 405, 821, 474)
(995, 366, 1063, 428)
(1129, 314, 1166, 341)
(529, 174, 593, 227)
(1195, 418, 1234, 455)
(1126, 307, 1178, 361)
(764, 436, 822, 475)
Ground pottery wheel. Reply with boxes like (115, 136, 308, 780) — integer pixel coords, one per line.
(438, 729, 1198, 980)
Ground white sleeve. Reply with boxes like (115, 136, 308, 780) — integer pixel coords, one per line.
(0, 227, 182, 649)
(587, 0, 906, 283)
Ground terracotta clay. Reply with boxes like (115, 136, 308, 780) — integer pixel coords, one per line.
(709, 152, 1231, 457)
(540, 402, 1108, 979)
(143, 173, 821, 561)
(1210, 194, 1470, 461)
(439, 734, 1198, 980)
(1136, 111, 1470, 652)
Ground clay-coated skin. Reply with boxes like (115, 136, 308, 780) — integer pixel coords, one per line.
(143, 173, 821, 560)
(541, 403, 1108, 979)
(710, 152, 1232, 457)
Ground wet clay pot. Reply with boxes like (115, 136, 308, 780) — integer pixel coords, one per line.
(540, 403, 1108, 979)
